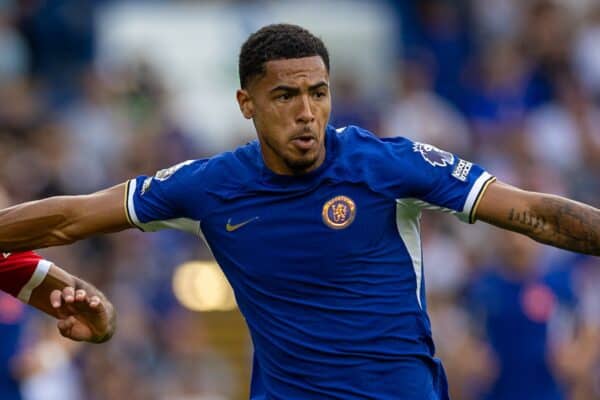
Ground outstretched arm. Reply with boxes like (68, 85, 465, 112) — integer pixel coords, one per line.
(0, 183, 131, 252)
(475, 181, 600, 256)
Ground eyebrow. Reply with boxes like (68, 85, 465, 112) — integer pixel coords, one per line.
(269, 81, 329, 93)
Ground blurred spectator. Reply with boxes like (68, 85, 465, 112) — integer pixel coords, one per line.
(408, 0, 473, 109)
(0, 5, 28, 83)
(16, 320, 83, 400)
(424, 214, 497, 400)
(329, 73, 380, 133)
(58, 70, 129, 192)
(0, 293, 29, 400)
(465, 39, 529, 151)
(380, 59, 470, 153)
(524, 72, 600, 203)
(466, 231, 576, 400)
(520, 0, 574, 108)
(552, 256, 600, 400)
(573, 5, 600, 100)
(429, 296, 496, 400)
(470, 0, 522, 42)
(16, 0, 97, 106)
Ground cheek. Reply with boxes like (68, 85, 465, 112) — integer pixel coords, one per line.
(318, 101, 331, 120)
(255, 111, 284, 143)
(262, 106, 293, 134)
(256, 102, 281, 122)
(270, 103, 291, 121)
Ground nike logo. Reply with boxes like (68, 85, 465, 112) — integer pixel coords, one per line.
(226, 216, 259, 232)
(2, 252, 11, 259)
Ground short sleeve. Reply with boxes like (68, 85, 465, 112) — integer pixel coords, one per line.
(393, 141, 495, 223)
(0, 251, 51, 302)
(125, 159, 208, 234)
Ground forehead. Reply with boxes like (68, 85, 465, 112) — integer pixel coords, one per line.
(256, 56, 328, 88)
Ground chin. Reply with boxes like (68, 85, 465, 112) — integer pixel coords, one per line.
(285, 155, 319, 174)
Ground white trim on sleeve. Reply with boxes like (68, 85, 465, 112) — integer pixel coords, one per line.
(126, 179, 143, 229)
(17, 259, 52, 303)
(459, 172, 494, 223)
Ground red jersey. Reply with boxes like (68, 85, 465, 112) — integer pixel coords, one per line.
(0, 251, 51, 303)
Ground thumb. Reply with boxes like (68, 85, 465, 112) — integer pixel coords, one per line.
(57, 316, 80, 341)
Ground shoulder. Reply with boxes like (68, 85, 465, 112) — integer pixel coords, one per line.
(165, 141, 259, 186)
(334, 125, 417, 161)
(326, 125, 424, 196)
(332, 125, 418, 172)
(161, 141, 262, 202)
(335, 125, 412, 149)
(200, 141, 260, 184)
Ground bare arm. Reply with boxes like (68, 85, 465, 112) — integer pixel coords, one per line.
(28, 264, 116, 343)
(475, 181, 600, 256)
(0, 183, 132, 252)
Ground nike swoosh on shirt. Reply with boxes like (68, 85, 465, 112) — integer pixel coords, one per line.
(226, 217, 259, 232)
(2, 253, 10, 259)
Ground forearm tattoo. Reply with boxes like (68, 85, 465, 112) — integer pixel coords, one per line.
(508, 197, 600, 256)
(507, 209, 546, 233)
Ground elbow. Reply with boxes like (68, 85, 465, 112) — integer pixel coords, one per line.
(40, 212, 90, 247)
(46, 228, 81, 248)
(51, 205, 95, 245)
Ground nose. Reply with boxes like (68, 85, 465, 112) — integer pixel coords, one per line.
(296, 94, 315, 124)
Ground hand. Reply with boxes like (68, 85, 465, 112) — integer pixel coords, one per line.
(50, 287, 115, 343)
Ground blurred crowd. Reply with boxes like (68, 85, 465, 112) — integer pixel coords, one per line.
(0, 0, 599, 399)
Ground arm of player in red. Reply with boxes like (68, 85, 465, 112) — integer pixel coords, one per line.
(0, 251, 116, 343)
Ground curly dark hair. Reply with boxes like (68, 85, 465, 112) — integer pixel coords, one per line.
(238, 24, 330, 88)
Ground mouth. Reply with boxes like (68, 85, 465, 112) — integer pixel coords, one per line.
(290, 134, 317, 151)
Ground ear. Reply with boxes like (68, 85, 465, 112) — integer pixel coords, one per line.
(236, 89, 254, 119)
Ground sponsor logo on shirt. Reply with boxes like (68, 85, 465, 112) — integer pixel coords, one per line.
(322, 196, 356, 230)
(451, 159, 472, 182)
(413, 143, 454, 167)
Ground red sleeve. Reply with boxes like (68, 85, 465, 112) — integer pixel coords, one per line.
(0, 251, 50, 301)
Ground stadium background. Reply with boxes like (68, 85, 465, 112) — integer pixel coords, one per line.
(0, 0, 599, 399)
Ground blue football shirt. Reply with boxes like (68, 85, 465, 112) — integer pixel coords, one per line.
(126, 125, 495, 399)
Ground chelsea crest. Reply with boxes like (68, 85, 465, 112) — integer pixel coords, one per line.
(322, 196, 356, 230)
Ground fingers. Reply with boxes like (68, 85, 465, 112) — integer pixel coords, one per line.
(50, 286, 74, 309)
(50, 289, 63, 308)
(75, 289, 86, 302)
(51, 287, 110, 343)
(87, 295, 102, 309)
(51, 287, 102, 311)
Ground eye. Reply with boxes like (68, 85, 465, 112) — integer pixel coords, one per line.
(277, 93, 292, 101)
(313, 91, 327, 99)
